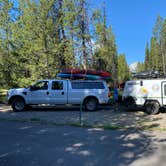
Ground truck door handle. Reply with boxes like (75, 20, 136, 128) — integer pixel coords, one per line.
(46, 91, 49, 95)
(61, 92, 64, 95)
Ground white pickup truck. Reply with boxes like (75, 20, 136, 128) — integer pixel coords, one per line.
(7, 79, 109, 112)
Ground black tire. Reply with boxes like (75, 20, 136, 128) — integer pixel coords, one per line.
(84, 98, 98, 111)
(12, 97, 26, 112)
(145, 101, 160, 115)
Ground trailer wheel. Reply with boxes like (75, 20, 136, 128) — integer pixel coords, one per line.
(145, 101, 160, 115)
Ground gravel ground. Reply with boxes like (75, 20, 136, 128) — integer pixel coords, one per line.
(0, 104, 166, 130)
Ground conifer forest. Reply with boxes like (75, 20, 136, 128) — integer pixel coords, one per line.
(0, 0, 166, 88)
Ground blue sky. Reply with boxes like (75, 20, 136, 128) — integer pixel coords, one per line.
(92, 0, 166, 65)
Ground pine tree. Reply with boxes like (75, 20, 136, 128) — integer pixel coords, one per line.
(161, 19, 166, 75)
(145, 15, 165, 74)
(136, 62, 145, 72)
(93, 6, 118, 84)
(0, 0, 120, 87)
(149, 37, 156, 70)
(144, 42, 150, 70)
(76, 0, 92, 69)
(117, 54, 130, 82)
(153, 15, 163, 43)
(61, 0, 77, 68)
(152, 15, 163, 73)
(0, 0, 15, 87)
(14, 0, 74, 81)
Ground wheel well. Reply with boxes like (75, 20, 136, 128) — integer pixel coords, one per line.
(83, 96, 99, 105)
(125, 96, 135, 100)
(144, 100, 160, 107)
(123, 96, 136, 104)
(8, 95, 25, 104)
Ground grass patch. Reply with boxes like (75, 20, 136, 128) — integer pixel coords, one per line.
(138, 122, 166, 131)
(70, 122, 125, 130)
(0, 89, 7, 104)
(1, 116, 166, 132)
(70, 122, 91, 128)
(102, 124, 125, 130)
(30, 118, 41, 122)
(139, 125, 166, 131)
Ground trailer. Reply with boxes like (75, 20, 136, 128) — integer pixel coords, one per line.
(122, 78, 166, 114)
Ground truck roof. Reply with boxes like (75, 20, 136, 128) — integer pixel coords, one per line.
(39, 79, 106, 82)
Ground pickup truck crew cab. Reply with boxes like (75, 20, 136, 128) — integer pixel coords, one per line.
(7, 79, 109, 112)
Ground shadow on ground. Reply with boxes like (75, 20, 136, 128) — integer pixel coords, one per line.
(1, 104, 166, 130)
(0, 120, 162, 166)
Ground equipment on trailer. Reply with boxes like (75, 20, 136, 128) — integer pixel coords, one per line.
(132, 70, 160, 79)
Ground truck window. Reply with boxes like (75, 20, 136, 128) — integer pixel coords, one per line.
(71, 82, 105, 89)
(32, 81, 48, 90)
(52, 81, 63, 90)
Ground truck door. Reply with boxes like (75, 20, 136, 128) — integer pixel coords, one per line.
(49, 80, 67, 104)
(162, 82, 166, 105)
(27, 81, 50, 104)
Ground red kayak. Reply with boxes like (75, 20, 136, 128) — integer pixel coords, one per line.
(61, 69, 111, 77)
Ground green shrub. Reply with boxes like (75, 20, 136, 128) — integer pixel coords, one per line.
(13, 78, 34, 88)
(0, 89, 7, 104)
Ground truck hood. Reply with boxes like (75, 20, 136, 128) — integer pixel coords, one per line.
(8, 88, 27, 96)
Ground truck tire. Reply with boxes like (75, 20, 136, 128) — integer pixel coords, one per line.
(12, 97, 26, 112)
(145, 101, 160, 115)
(84, 98, 98, 111)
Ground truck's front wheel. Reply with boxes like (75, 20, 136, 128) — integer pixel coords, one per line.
(145, 101, 160, 115)
(12, 97, 26, 112)
(84, 98, 98, 111)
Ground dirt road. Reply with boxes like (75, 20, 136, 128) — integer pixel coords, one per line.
(1, 104, 166, 130)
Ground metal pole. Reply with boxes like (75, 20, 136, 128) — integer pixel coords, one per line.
(79, 101, 83, 125)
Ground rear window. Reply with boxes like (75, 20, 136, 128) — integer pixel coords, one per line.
(71, 82, 105, 89)
(52, 81, 63, 90)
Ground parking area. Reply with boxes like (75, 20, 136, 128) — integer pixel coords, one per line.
(1, 104, 166, 130)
